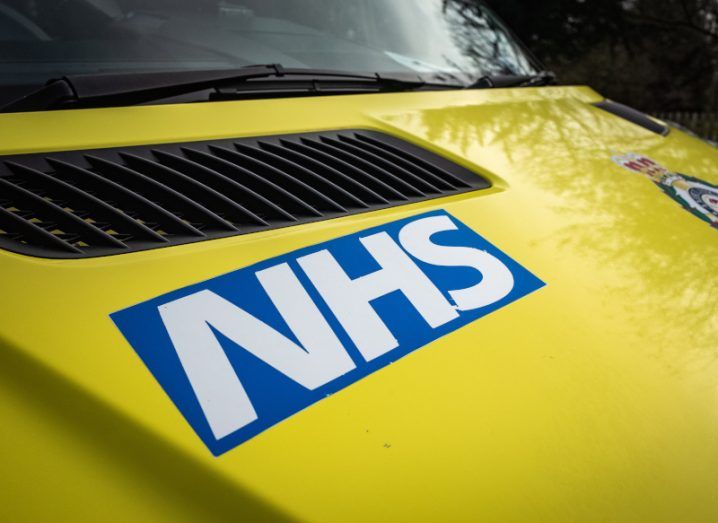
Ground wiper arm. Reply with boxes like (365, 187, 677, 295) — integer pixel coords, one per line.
(1, 65, 443, 113)
(467, 71, 556, 90)
(2, 64, 280, 113)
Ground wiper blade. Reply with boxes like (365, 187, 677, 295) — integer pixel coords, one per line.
(211, 76, 461, 99)
(1, 65, 444, 113)
(467, 71, 556, 90)
(2, 64, 275, 113)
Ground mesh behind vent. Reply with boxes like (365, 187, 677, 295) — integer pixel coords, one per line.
(0, 130, 489, 258)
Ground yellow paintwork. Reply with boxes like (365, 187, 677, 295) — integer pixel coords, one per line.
(1, 86, 717, 522)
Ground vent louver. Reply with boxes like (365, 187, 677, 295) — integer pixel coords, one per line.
(0, 130, 489, 258)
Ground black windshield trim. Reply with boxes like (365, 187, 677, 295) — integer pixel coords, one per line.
(1, 65, 463, 113)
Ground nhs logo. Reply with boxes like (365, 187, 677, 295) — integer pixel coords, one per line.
(112, 211, 544, 455)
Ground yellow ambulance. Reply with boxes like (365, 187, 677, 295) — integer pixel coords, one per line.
(1, 1, 717, 521)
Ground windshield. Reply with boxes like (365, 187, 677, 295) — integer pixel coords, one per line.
(0, 0, 539, 106)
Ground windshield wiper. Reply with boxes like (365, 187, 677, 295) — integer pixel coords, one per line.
(467, 72, 556, 90)
(1, 65, 459, 113)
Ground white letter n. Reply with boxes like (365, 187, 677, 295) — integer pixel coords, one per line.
(158, 263, 355, 441)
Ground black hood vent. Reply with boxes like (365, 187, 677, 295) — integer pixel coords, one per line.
(594, 100, 670, 136)
(0, 130, 489, 258)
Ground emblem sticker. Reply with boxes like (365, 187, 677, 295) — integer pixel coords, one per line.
(111, 210, 544, 455)
(613, 152, 718, 229)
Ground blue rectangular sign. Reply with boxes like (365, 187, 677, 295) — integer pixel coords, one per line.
(111, 210, 545, 456)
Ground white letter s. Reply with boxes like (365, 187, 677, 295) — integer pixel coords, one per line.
(399, 215, 514, 311)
